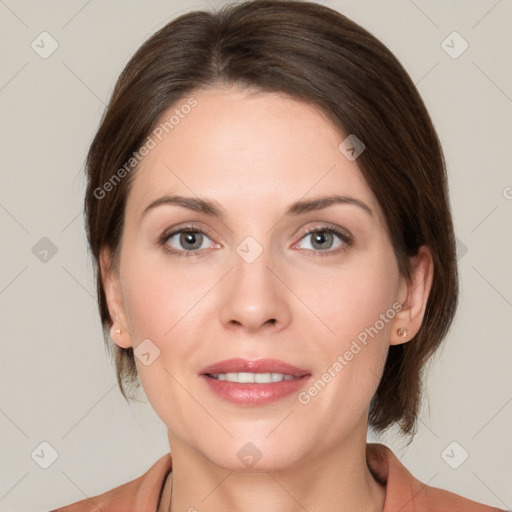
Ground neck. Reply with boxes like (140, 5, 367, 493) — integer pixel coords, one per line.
(160, 427, 386, 512)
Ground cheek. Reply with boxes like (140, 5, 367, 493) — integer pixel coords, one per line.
(300, 247, 399, 407)
(121, 254, 201, 339)
(309, 250, 399, 349)
(123, 276, 174, 337)
(119, 252, 207, 379)
(120, 260, 202, 428)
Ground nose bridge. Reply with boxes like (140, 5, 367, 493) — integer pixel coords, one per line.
(235, 236, 272, 286)
(232, 234, 275, 302)
(218, 233, 289, 331)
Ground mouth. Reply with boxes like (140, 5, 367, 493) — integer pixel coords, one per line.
(205, 372, 300, 383)
(199, 358, 312, 405)
(199, 357, 310, 379)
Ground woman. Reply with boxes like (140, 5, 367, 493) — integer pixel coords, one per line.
(51, 1, 505, 510)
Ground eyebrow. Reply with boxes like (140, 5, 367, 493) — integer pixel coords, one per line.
(140, 194, 374, 220)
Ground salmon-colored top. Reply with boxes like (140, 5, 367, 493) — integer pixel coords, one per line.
(50, 443, 505, 512)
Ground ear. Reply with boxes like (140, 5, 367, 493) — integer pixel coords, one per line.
(99, 246, 132, 349)
(390, 245, 434, 346)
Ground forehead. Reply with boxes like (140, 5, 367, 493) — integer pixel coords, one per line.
(125, 86, 382, 222)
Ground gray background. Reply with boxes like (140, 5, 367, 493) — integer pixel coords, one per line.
(0, 0, 511, 511)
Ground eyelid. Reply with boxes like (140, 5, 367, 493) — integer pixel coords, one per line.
(158, 223, 218, 259)
(295, 223, 353, 243)
(291, 224, 353, 255)
(159, 222, 215, 243)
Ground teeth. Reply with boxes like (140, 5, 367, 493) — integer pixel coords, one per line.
(209, 372, 297, 383)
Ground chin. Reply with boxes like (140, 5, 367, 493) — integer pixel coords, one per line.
(197, 435, 307, 473)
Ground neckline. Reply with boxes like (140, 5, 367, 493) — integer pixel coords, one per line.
(156, 443, 389, 511)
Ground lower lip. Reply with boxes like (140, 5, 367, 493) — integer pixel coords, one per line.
(200, 374, 311, 406)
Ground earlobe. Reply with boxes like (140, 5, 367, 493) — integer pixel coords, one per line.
(390, 245, 434, 346)
(99, 247, 132, 349)
(396, 327, 408, 339)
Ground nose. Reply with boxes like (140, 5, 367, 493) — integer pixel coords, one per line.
(218, 244, 291, 333)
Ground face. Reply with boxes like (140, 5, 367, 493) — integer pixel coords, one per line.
(101, 85, 425, 471)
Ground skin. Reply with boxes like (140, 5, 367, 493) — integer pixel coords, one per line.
(100, 85, 433, 512)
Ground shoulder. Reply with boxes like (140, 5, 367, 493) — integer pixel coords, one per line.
(420, 483, 506, 512)
(49, 452, 173, 512)
(366, 443, 506, 512)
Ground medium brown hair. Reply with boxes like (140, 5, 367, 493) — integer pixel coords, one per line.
(84, 0, 458, 439)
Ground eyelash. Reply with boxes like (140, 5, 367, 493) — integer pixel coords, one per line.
(158, 224, 353, 259)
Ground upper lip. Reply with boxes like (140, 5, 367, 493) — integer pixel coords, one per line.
(200, 358, 310, 377)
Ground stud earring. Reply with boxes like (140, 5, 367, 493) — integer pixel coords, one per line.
(111, 325, 121, 337)
(397, 327, 408, 338)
